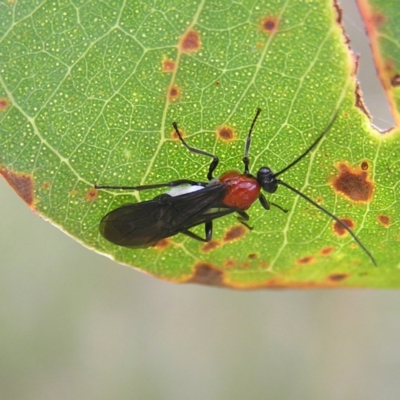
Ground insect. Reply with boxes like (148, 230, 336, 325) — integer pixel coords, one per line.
(95, 108, 376, 266)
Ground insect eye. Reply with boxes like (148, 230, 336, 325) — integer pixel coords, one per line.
(257, 167, 277, 193)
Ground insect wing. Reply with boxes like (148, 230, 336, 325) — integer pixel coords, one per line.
(99, 199, 176, 248)
(99, 184, 232, 248)
(164, 184, 236, 233)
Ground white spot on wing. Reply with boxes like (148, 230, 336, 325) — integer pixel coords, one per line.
(166, 185, 205, 197)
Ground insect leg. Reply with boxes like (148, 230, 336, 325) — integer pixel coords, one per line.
(94, 179, 204, 191)
(205, 221, 213, 241)
(258, 193, 270, 210)
(259, 193, 288, 213)
(236, 211, 253, 230)
(172, 122, 219, 181)
(180, 222, 213, 242)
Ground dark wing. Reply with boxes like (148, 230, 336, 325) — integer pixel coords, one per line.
(99, 184, 236, 248)
(99, 200, 176, 248)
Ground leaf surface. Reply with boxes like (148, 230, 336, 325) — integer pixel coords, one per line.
(1, 0, 399, 288)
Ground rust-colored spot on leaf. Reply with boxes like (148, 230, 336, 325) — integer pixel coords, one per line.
(260, 16, 278, 34)
(171, 126, 185, 140)
(321, 246, 334, 256)
(377, 214, 390, 227)
(42, 181, 50, 190)
(168, 85, 180, 102)
(154, 238, 171, 250)
(224, 259, 236, 268)
(162, 59, 175, 72)
(223, 225, 246, 242)
(86, 188, 98, 202)
(329, 273, 349, 282)
(361, 161, 369, 170)
(297, 256, 314, 265)
(0, 169, 34, 206)
(179, 29, 201, 53)
(0, 98, 9, 111)
(333, 218, 354, 236)
(370, 12, 386, 27)
(390, 75, 400, 87)
(248, 253, 257, 259)
(384, 59, 396, 73)
(201, 240, 220, 252)
(215, 81, 220, 86)
(217, 125, 234, 141)
(331, 162, 374, 202)
(188, 263, 224, 286)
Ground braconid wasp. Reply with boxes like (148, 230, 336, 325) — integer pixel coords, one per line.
(95, 109, 376, 266)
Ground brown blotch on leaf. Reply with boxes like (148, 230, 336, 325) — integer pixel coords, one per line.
(370, 12, 386, 27)
(384, 59, 396, 73)
(162, 59, 175, 72)
(86, 188, 98, 202)
(361, 161, 369, 170)
(0, 98, 9, 111)
(179, 29, 201, 53)
(377, 214, 390, 227)
(42, 181, 50, 190)
(168, 85, 180, 102)
(170, 126, 185, 140)
(321, 246, 334, 256)
(261, 16, 278, 34)
(224, 259, 236, 268)
(332, 162, 374, 202)
(333, 218, 354, 236)
(154, 238, 171, 250)
(390, 75, 400, 87)
(248, 253, 257, 259)
(297, 256, 314, 265)
(329, 273, 349, 282)
(215, 81, 220, 86)
(0, 169, 33, 206)
(188, 263, 224, 286)
(217, 125, 234, 141)
(223, 225, 246, 242)
(201, 240, 220, 252)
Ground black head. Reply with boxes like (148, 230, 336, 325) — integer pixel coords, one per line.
(256, 167, 277, 193)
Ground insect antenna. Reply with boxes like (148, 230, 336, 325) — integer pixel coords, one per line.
(243, 108, 262, 174)
(274, 109, 340, 178)
(268, 109, 376, 266)
(277, 179, 377, 266)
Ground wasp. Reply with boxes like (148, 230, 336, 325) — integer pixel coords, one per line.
(95, 109, 376, 266)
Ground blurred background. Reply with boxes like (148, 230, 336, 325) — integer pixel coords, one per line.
(1, 2, 399, 399)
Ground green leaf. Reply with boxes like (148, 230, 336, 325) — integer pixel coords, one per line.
(1, 0, 399, 288)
